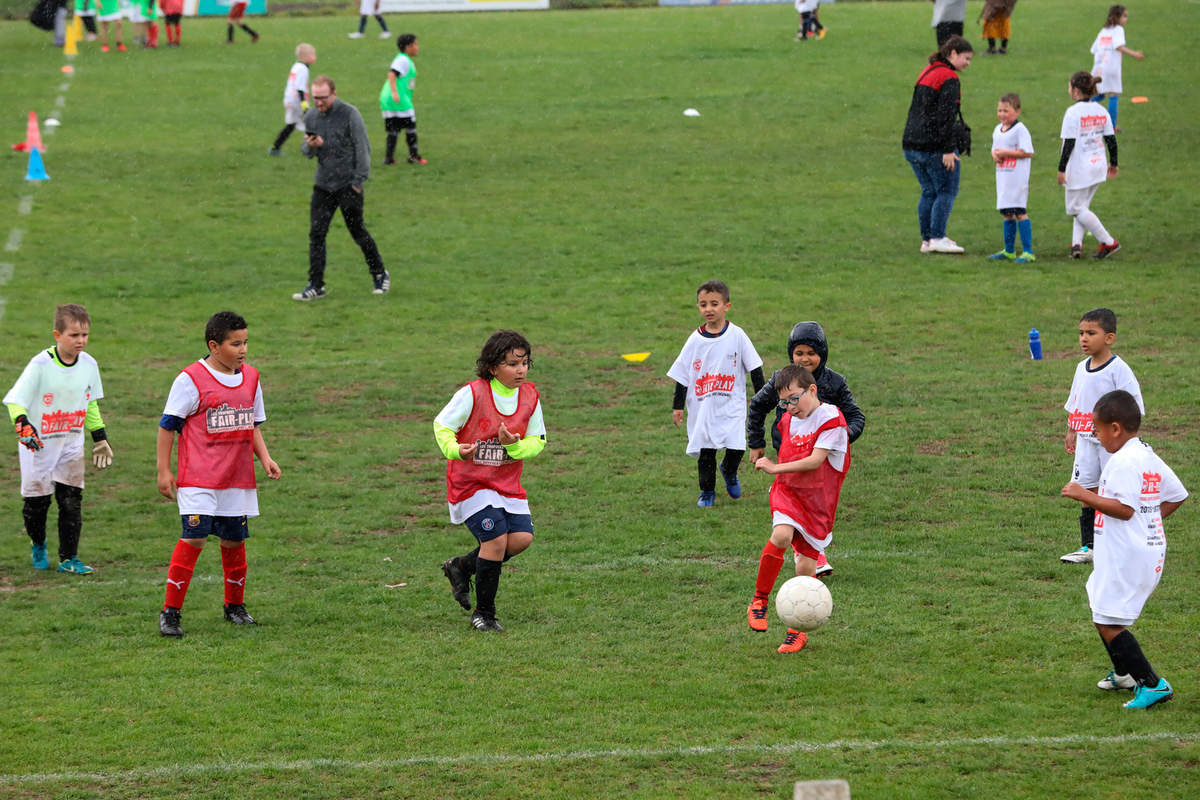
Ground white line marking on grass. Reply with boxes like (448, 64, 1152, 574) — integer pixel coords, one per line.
(2, 731, 1196, 787)
(5, 229, 23, 252)
(0, 263, 13, 284)
(0, 297, 6, 322)
(60, 82, 70, 91)
(18, 195, 34, 216)
(55, 95, 65, 107)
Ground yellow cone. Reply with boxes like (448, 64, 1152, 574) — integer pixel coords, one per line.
(64, 25, 78, 56)
(621, 352, 650, 363)
(70, 14, 83, 38)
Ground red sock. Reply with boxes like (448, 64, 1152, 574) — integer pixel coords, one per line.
(221, 542, 247, 605)
(164, 540, 202, 610)
(755, 541, 786, 601)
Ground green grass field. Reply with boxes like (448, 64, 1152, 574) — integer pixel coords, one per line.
(2, 1, 1199, 797)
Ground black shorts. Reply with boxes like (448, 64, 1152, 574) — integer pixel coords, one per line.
(180, 514, 249, 541)
(998, 207, 1027, 217)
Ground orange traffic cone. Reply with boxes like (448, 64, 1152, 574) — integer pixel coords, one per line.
(11, 112, 44, 153)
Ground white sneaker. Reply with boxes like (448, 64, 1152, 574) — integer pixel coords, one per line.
(1060, 545, 1093, 563)
(379, 31, 392, 39)
(348, 32, 365, 39)
(1098, 671, 1136, 691)
(928, 237, 964, 254)
(920, 240, 932, 253)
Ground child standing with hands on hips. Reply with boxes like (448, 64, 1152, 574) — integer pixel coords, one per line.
(1061, 390, 1186, 709)
(988, 92, 1035, 262)
(1090, 5, 1144, 133)
(1058, 71, 1120, 259)
(438, 331, 546, 633)
(668, 280, 764, 509)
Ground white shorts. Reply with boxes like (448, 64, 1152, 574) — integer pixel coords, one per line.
(1070, 433, 1110, 488)
(1087, 548, 1163, 626)
(359, 0, 380, 13)
(18, 435, 85, 496)
(772, 511, 831, 554)
(284, 104, 306, 129)
(1064, 183, 1101, 216)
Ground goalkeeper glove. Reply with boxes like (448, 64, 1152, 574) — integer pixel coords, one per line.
(92, 440, 113, 469)
(301, 100, 310, 112)
(15, 415, 43, 452)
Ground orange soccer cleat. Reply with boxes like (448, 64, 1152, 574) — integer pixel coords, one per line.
(777, 629, 808, 654)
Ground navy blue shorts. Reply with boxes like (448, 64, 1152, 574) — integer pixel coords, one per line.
(180, 514, 249, 541)
(463, 507, 533, 543)
(998, 207, 1027, 217)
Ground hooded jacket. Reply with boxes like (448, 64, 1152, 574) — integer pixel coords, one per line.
(746, 321, 866, 451)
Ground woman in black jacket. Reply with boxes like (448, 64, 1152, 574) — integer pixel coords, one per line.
(902, 35, 973, 254)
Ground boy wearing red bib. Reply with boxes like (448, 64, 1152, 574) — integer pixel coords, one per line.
(438, 331, 546, 633)
(156, 312, 281, 637)
(748, 365, 850, 654)
(1061, 390, 1186, 709)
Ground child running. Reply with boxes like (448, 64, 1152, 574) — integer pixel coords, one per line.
(1061, 389, 1187, 709)
(746, 321, 864, 577)
(1058, 71, 1120, 259)
(747, 365, 851, 653)
(1090, 4, 1144, 133)
(988, 92, 1035, 262)
(668, 280, 764, 508)
(349, 0, 391, 39)
(438, 331, 546, 633)
(4, 304, 112, 575)
(379, 33, 426, 165)
(1060, 308, 1143, 564)
(270, 43, 316, 156)
(156, 312, 281, 637)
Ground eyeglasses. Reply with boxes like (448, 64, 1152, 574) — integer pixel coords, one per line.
(777, 395, 804, 409)
(311, 94, 332, 101)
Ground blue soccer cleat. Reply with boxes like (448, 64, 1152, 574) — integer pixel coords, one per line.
(31, 543, 49, 570)
(697, 491, 715, 509)
(57, 558, 94, 575)
(720, 467, 741, 499)
(1124, 678, 1173, 709)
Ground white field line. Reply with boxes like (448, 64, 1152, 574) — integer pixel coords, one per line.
(4, 228, 23, 252)
(2, 731, 1196, 787)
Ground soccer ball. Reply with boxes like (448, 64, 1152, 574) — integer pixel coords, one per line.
(775, 576, 833, 632)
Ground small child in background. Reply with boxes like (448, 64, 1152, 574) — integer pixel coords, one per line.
(748, 365, 851, 653)
(979, 0, 1017, 54)
(1061, 389, 1187, 709)
(74, 0, 99, 41)
(1090, 4, 1144, 132)
(95, 0, 124, 52)
(378, 33, 426, 165)
(128, 0, 158, 48)
(988, 92, 1035, 262)
(1058, 71, 1120, 259)
(4, 304, 113, 575)
(794, 0, 825, 41)
(226, 0, 258, 44)
(349, 0, 390, 39)
(270, 43, 316, 156)
(668, 280, 765, 509)
(1060, 308, 1142, 564)
(159, 0, 182, 46)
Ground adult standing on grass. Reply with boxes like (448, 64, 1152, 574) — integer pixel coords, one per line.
(902, 35, 973, 254)
(930, 0, 967, 46)
(294, 76, 390, 301)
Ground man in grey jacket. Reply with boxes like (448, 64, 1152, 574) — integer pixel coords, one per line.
(294, 76, 389, 301)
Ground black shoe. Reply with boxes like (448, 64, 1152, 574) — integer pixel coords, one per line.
(223, 603, 257, 625)
(159, 607, 183, 637)
(442, 558, 473, 610)
(470, 611, 505, 632)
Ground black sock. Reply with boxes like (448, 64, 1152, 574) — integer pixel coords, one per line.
(1102, 633, 1129, 675)
(1001, 39, 1008, 49)
(460, 547, 480, 575)
(241, 23, 257, 37)
(405, 129, 419, 159)
(1080, 504, 1095, 548)
(698, 449, 717, 492)
(227, 23, 233, 42)
(375, 15, 388, 32)
(358, 15, 367, 33)
(273, 124, 295, 150)
(1108, 630, 1160, 687)
(474, 557, 502, 618)
(988, 38, 996, 49)
(54, 482, 83, 562)
(22, 494, 52, 546)
(720, 449, 744, 479)
(83, 16, 97, 34)
(385, 133, 398, 160)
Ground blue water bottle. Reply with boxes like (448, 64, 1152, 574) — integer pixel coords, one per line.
(1028, 328, 1043, 360)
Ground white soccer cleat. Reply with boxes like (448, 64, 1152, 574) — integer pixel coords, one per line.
(348, 32, 365, 39)
(379, 31, 392, 39)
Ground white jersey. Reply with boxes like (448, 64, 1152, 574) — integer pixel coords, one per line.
(667, 322, 763, 456)
(795, 0, 819, 13)
(4, 349, 103, 444)
(283, 61, 310, 107)
(435, 381, 545, 524)
(991, 120, 1033, 209)
(359, 0, 381, 14)
(1064, 354, 1143, 442)
(1090, 24, 1127, 95)
(163, 359, 266, 517)
(1087, 437, 1187, 622)
(1060, 100, 1114, 189)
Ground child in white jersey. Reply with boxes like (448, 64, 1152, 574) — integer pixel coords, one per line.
(668, 280, 764, 509)
(794, 0, 825, 41)
(1061, 390, 1186, 709)
(1090, 4, 1144, 133)
(988, 93, 1035, 262)
(5, 304, 112, 575)
(349, 0, 391, 39)
(156, 312, 281, 638)
(437, 330, 546, 633)
(1058, 71, 1120, 259)
(269, 43, 316, 156)
(747, 365, 850, 654)
(1060, 308, 1142, 564)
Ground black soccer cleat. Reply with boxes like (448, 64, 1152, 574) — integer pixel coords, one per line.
(159, 607, 183, 637)
(442, 558, 473, 610)
(223, 603, 257, 625)
(470, 611, 505, 633)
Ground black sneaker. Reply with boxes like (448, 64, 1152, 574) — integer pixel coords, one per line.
(223, 603, 257, 625)
(292, 283, 326, 301)
(442, 558, 473, 610)
(372, 269, 390, 295)
(159, 607, 183, 637)
(1070, 244, 1083, 259)
(470, 611, 505, 633)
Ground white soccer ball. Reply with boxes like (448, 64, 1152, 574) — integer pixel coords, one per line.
(775, 576, 832, 632)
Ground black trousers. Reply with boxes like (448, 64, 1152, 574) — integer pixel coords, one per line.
(308, 185, 385, 287)
(935, 21, 964, 46)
